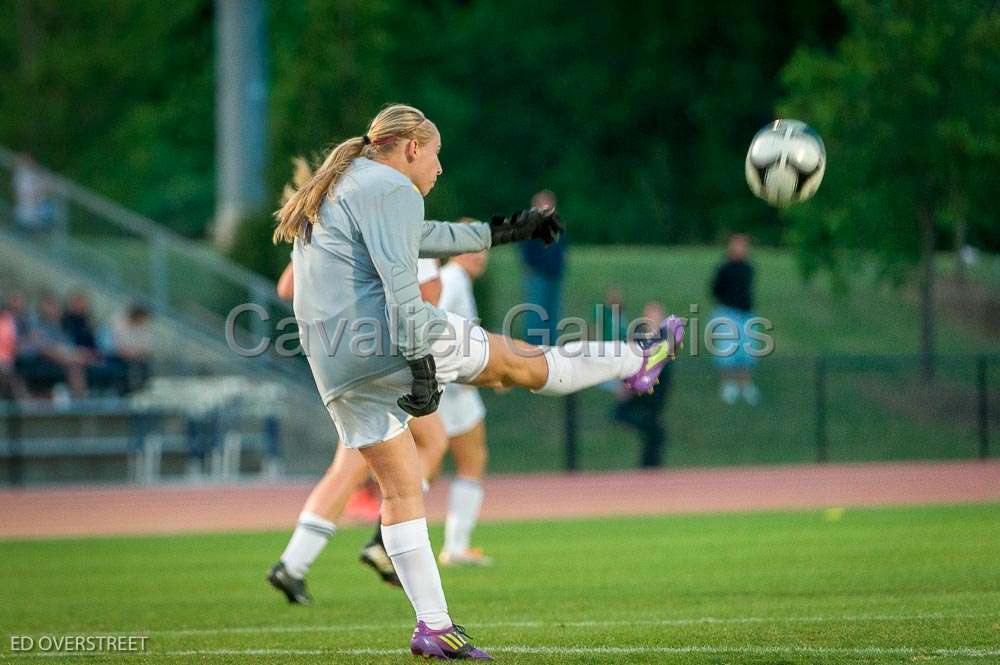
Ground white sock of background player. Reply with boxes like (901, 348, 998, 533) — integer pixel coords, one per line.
(444, 477, 483, 556)
(282, 475, 433, 579)
(382, 517, 452, 629)
(534, 341, 644, 396)
(279, 511, 336, 579)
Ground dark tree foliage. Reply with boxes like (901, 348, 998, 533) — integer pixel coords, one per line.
(1, 0, 846, 259)
(0, 0, 215, 237)
(780, 0, 1000, 370)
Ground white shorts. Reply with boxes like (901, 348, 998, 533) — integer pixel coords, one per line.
(326, 312, 490, 448)
(438, 383, 486, 437)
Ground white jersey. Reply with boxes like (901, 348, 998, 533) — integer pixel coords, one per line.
(439, 262, 478, 322)
(417, 258, 441, 285)
(436, 261, 486, 436)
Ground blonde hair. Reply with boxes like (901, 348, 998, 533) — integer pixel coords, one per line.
(273, 104, 436, 244)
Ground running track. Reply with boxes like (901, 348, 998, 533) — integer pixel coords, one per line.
(1, 460, 998, 539)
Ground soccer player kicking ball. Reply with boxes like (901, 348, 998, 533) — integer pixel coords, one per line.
(272, 103, 682, 660)
(357, 258, 451, 586)
(268, 263, 450, 600)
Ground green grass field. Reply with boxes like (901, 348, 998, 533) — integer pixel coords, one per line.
(3, 503, 999, 663)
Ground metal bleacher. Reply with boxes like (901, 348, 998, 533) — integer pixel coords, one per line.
(0, 146, 336, 485)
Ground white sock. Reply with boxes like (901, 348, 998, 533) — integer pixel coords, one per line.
(535, 341, 644, 396)
(279, 511, 336, 579)
(444, 477, 483, 555)
(720, 381, 740, 405)
(382, 518, 451, 629)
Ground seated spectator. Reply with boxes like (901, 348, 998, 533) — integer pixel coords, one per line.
(110, 303, 154, 392)
(64, 289, 136, 394)
(16, 292, 90, 397)
(0, 296, 26, 399)
(6, 290, 30, 338)
(62, 290, 100, 359)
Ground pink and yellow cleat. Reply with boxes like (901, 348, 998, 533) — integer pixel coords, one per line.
(623, 315, 685, 395)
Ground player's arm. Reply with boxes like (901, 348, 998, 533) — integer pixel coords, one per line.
(362, 185, 447, 415)
(416, 258, 442, 305)
(418, 220, 491, 258)
(420, 279, 441, 305)
(362, 186, 444, 360)
(487, 207, 564, 247)
(417, 206, 563, 258)
(711, 265, 724, 302)
(276, 263, 294, 301)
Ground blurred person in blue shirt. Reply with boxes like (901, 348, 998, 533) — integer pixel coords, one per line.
(520, 190, 565, 345)
(710, 234, 759, 406)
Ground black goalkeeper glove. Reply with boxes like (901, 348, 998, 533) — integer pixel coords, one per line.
(397, 354, 443, 417)
(489, 207, 564, 247)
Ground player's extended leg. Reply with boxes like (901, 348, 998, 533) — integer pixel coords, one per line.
(268, 444, 370, 604)
(471, 316, 684, 395)
(440, 420, 490, 566)
(360, 412, 450, 586)
(360, 430, 491, 660)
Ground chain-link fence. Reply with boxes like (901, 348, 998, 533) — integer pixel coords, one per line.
(474, 354, 999, 474)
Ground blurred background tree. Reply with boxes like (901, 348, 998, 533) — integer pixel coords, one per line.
(0, 0, 214, 237)
(779, 0, 1000, 374)
(2, 0, 844, 256)
(1, 0, 997, 298)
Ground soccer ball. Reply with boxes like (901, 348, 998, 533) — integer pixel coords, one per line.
(745, 119, 826, 207)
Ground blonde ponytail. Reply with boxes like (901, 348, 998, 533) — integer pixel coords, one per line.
(272, 103, 437, 245)
(272, 138, 365, 244)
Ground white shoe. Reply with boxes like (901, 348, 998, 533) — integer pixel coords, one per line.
(720, 381, 740, 405)
(742, 383, 761, 406)
(438, 548, 493, 567)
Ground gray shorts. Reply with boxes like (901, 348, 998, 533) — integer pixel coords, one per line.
(326, 312, 490, 448)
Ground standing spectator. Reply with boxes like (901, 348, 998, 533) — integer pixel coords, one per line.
(520, 189, 565, 345)
(598, 286, 624, 343)
(110, 303, 154, 392)
(611, 301, 674, 468)
(710, 234, 759, 405)
(13, 154, 55, 233)
(595, 285, 626, 394)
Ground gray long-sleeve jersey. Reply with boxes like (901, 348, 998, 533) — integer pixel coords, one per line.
(291, 157, 491, 403)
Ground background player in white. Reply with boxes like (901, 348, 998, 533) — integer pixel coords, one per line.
(434, 241, 493, 567)
(271, 103, 681, 659)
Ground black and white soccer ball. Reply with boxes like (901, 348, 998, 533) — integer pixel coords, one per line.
(745, 119, 826, 207)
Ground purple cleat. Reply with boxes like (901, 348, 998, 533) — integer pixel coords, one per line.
(410, 622, 492, 660)
(623, 315, 685, 395)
